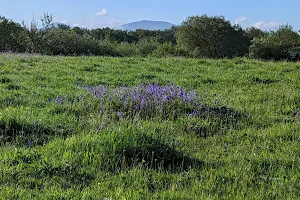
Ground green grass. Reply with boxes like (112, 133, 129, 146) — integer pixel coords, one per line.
(0, 54, 299, 199)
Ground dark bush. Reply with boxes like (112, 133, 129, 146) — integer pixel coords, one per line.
(39, 29, 80, 55)
(0, 16, 32, 52)
(282, 47, 300, 61)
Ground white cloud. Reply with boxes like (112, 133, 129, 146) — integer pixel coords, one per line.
(60, 20, 68, 24)
(73, 24, 79, 27)
(108, 18, 125, 29)
(111, 18, 116, 23)
(253, 21, 281, 30)
(110, 18, 123, 25)
(96, 9, 108, 16)
(235, 16, 248, 24)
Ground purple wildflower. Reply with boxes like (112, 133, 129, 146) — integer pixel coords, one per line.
(28, 140, 33, 148)
(192, 110, 199, 116)
(163, 96, 169, 102)
(55, 96, 64, 104)
(80, 83, 214, 118)
(117, 111, 123, 120)
(213, 100, 217, 106)
(34, 120, 38, 128)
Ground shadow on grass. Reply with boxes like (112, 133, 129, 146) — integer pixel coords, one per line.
(101, 133, 224, 173)
(6, 84, 22, 90)
(118, 135, 205, 172)
(3, 149, 94, 190)
(242, 158, 299, 192)
(0, 95, 28, 108)
(0, 77, 11, 83)
(0, 119, 73, 146)
(252, 77, 279, 84)
(201, 78, 217, 85)
(4, 163, 95, 190)
(181, 106, 250, 138)
(38, 165, 95, 190)
(1, 127, 227, 191)
(203, 106, 248, 127)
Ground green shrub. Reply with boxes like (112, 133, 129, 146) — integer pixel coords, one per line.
(136, 38, 160, 56)
(152, 43, 191, 58)
(152, 43, 176, 57)
(282, 47, 300, 61)
(39, 29, 80, 55)
(38, 30, 121, 56)
(78, 34, 102, 55)
(116, 42, 138, 57)
(98, 40, 121, 57)
(176, 15, 250, 58)
(249, 25, 300, 60)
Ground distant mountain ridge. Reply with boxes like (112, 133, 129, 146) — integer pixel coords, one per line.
(116, 20, 175, 31)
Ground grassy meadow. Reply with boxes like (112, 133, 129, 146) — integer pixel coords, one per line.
(0, 54, 299, 199)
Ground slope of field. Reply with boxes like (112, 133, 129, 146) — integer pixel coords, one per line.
(0, 54, 299, 199)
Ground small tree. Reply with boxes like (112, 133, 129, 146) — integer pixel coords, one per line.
(0, 16, 31, 52)
(40, 12, 54, 30)
(176, 14, 250, 58)
(245, 27, 266, 40)
(40, 29, 80, 55)
(57, 23, 71, 30)
(21, 13, 55, 53)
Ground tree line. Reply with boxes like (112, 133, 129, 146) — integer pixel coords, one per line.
(0, 13, 300, 61)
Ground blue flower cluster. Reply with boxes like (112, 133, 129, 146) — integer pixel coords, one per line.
(82, 83, 209, 119)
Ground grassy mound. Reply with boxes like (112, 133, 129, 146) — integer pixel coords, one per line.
(1, 127, 202, 192)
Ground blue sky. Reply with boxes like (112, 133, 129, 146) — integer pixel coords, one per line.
(1, 0, 299, 30)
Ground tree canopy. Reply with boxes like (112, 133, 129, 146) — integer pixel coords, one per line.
(0, 13, 300, 61)
(176, 15, 250, 58)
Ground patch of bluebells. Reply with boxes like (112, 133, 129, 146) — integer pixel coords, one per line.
(82, 83, 212, 119)
(54, 94, 84, 105)
(52, 83, 221, 119)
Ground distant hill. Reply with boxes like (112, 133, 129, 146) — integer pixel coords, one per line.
(116, 20, 175, 31)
